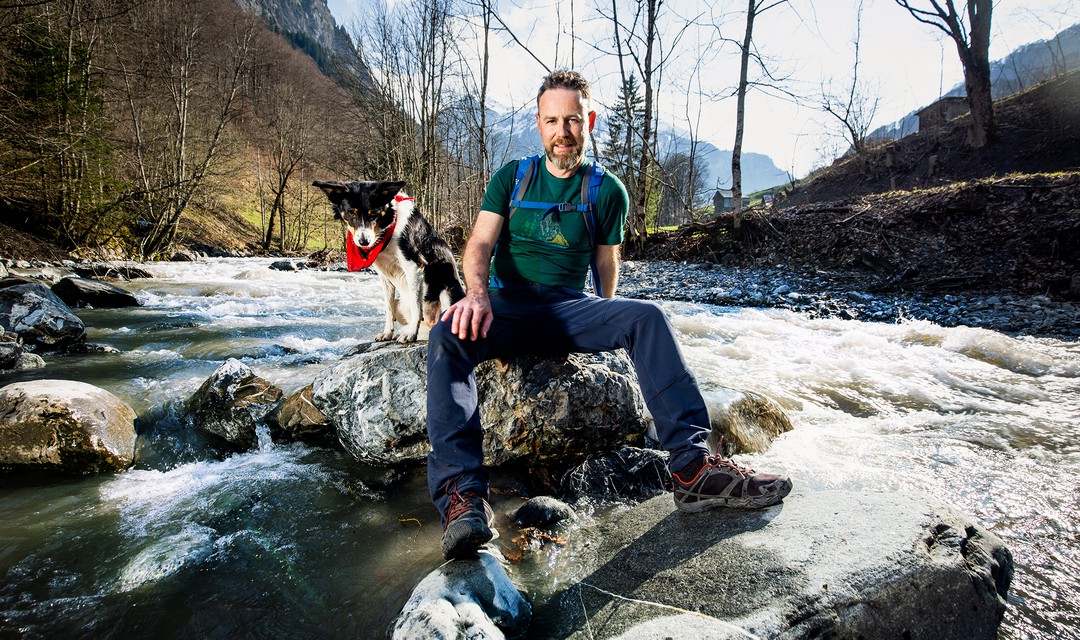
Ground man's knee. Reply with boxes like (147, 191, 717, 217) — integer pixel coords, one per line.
(623, 299, 669, 328)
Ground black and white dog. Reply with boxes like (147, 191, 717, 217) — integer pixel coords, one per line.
(313, 179, 464, 343)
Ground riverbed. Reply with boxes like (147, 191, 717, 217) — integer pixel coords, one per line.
(1, 258, 1077, 638)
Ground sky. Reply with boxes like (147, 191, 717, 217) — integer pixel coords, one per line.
(327, 0, 1077, 179)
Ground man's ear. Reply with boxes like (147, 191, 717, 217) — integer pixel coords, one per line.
(588, 111, 597, 133)
(313, 180, 348, 205)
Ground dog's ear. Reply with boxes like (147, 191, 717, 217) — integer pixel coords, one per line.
(369, 181, 407, 207)
(313, 180, 349, 205)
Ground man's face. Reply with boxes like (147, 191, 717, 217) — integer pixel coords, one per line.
(536, 87, 595, 172)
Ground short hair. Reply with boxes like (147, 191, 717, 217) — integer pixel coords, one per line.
(536, 70, 591, 107)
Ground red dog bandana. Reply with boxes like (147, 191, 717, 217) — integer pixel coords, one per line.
(344, 194, 412, 272)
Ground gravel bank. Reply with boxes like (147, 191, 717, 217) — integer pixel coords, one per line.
(619, 261, 1079, 341)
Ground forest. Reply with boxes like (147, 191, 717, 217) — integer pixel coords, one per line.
(0, 0, 1022, 259)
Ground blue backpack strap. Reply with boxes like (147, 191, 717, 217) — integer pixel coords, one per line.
(508, 154, 543, 218)
(582, 162, 606, 297)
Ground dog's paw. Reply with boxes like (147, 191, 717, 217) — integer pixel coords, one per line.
(396, 333, 418, 344)
(375, 331, 395, 342)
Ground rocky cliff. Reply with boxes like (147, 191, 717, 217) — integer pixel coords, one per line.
(231, 0, 372, 88)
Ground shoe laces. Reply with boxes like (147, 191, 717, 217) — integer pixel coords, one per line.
(444, 484, 481, 527)
(706, 454, 754, 478)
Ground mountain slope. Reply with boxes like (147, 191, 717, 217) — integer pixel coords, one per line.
(232, 0, 372, 87)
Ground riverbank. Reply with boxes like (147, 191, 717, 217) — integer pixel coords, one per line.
(617, 260, 1080, 341)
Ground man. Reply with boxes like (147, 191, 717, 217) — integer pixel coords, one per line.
(427, 70, 792, 560)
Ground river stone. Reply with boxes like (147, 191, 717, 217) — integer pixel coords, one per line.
(0, 379, 137, 473)
(51, 276, 140, 309)
(268, 383, 337, 447)
(0, 282, 86, 349)
(185, 358, 283, 451)
(311, 342, 647, 468)
(391, 550, 531, 640)
(0, 329, 46, 372)
(703, 387, 793, 454)
(559, 446, 672, 503)
(545, 490, 1013, 640)
(511, 496, 577, 530)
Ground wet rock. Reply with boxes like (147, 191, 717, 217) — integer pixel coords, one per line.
(269, 260, 305, 271)
(704, 388, 793, 455)
(0, 282, 85, 349)
(71, 262, 153, 280)
(268, 383, 338, 447)
(0, 329, 45, 373)
(185, 358, 283, 451)
(391, 550, 531, 640)
(560, 446, 672, 504)
(168, 247, 199, 262)
(545, 490, 1013, 640)
(51, 276, 140, 309)
(312, 342, 647, 469)
(0, 379, 137, 474)
(512, 496, 577, 530)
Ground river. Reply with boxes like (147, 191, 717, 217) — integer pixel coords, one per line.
(1, 258, 1077, 638)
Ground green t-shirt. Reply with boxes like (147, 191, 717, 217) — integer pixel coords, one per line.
(481, 157, 629, 291)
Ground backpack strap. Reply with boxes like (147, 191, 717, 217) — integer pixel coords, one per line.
(582, 162, 606, 297)
(508, 154, 543, 218)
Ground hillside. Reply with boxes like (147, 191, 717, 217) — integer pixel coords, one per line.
(630, 71, 1080, 299)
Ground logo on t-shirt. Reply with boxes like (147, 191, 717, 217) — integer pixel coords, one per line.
(513, 210, 569, 248)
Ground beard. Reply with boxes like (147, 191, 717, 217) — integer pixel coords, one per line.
(545, 137, 585, 171)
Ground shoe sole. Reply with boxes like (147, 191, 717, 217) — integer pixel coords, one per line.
(674, 481, 792, 512)
(441, 523, 497, 560)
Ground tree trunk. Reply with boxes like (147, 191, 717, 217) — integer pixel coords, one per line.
(732, 0, 756, 232)
(959, 0, 994, 147)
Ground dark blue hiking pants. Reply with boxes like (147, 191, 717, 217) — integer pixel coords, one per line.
(425, 282, 712, 523)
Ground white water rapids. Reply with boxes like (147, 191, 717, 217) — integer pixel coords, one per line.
(0, 258, 1076, 638)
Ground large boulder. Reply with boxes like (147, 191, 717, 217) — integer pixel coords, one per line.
(542, 490, 1013, 639)
(0, 282, 85, 349)
(185, 359, 283, 451)
(392, 550, 531, 640)
(0, 379, 138, 473)
(51, 276, 140, 309)
(311, 342, 647, 468)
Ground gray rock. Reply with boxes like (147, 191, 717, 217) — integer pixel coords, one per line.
(512, 496, 577, 530)
(0, 282, 85, 349)
(71, 262, 153, 280)
(546, 490, 1012, 640)
(51, 276, 140, 309)
(0, 379, 137, 473)
(560, 446, 672, 503)
(391, 550, 531, 640)
(185, 358, 283, 451)
(312, 342, 648, 468)
(269, 260, 298, 271)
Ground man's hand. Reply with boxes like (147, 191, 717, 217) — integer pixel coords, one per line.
(441, 289, 493, 341)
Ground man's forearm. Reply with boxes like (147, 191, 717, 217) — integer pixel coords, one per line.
(461, 239, 494, 295)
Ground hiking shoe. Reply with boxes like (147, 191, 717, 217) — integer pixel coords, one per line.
(672, 455, 792, 511)
(441, 489, 498, 559)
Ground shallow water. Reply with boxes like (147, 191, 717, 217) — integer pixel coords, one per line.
(1, 258, 1077, 638)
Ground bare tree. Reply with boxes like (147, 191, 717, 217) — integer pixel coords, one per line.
(730, 0, 789, 231)
(820, 0, 879, 155)
(114, 0, 255, 258)
(895, 0, 994, 147)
